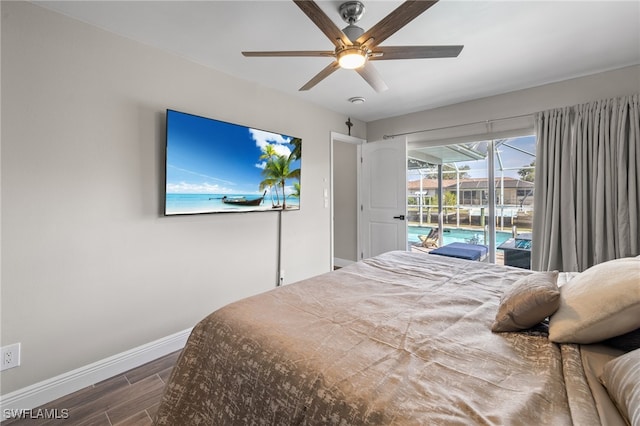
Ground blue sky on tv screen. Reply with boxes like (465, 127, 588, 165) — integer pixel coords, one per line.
(166, 110, 301, 196)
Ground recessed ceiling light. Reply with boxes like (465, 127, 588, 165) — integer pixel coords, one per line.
(348, 97, 366, 104)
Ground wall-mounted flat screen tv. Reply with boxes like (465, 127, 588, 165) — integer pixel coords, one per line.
(165, 109, 301, 215)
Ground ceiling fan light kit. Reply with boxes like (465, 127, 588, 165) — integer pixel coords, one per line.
(242, 0, 463, 93)
(337, 47, 367, 69)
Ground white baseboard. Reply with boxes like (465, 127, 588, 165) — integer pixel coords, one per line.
(334, 257, 355, 268)
(0, 328, 192, 416)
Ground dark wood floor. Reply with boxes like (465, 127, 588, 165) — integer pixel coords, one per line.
(1, 350, 181, 426)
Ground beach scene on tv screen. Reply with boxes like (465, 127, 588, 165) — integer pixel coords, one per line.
(165, 110, 301, 215)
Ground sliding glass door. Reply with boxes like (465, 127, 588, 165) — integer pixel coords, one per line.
(407, 135, 536, 267)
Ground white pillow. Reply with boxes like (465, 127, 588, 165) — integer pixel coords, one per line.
(548, 257, 640, 344)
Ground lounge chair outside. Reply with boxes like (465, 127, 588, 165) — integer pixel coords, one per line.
(418, 228, 439, 248)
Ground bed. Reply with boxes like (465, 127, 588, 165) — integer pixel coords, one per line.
(154, 251, 640, 425)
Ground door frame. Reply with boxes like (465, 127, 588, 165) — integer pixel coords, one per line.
(330, 131, 364, 270)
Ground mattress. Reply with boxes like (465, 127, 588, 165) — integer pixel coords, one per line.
(154, 251, 606, 425)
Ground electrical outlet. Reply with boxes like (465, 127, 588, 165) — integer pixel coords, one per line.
(1, 343, 21, 371)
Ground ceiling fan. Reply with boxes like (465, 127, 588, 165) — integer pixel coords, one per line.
(242, 0, 463, 93)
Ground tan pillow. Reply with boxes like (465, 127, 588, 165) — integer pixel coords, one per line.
(599, 348, 640, 425)
(492, 271, 560, 332)
(548, 257, 640, 344)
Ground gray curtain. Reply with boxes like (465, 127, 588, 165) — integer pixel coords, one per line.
(532, 94, 640, 272)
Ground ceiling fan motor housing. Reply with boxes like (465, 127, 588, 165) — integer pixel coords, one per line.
(342, 24, 364, 42)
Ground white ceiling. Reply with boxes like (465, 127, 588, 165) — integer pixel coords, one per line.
(34, 1, 640, 122)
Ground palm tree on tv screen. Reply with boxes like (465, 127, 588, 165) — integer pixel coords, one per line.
(262, 154, 300, 209)
(258, 138, 301, 210)
(291, 182, 301, 199)
(289, 138, 301, 161)
(260, 177, 280, 207)
(259, 145, 281, 207)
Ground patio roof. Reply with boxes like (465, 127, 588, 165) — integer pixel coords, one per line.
(408, 143, 487, 167)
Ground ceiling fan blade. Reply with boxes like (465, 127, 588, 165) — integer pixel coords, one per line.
(356, 0, 439, 48)
(355, 62, 388, 93)
(369, 45, 464, 60)
(293, 0, 352, 48)
(243, 50, 335, 58)
(299, 61, 341, 91)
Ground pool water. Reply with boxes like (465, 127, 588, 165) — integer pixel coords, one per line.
(408, 226, 512, 246)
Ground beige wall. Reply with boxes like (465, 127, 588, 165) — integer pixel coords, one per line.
(367, 65, 640, 144)
(0, 1, 365, 394)
(333, 141, 358, 262)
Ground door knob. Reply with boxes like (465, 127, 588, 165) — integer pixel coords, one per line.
(393, 215, 405, 220)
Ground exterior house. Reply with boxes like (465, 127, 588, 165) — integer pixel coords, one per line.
(456, 177, 534, 207)
(408, 177, 534, 207)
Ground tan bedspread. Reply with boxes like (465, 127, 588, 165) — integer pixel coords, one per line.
(154, 251, 600, 425)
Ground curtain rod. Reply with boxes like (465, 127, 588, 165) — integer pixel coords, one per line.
(382, 113, 533, 140)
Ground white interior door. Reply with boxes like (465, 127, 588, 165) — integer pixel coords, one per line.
(360, 138, 407, 259)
